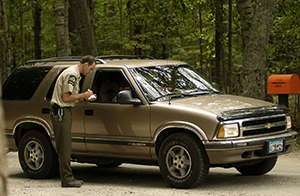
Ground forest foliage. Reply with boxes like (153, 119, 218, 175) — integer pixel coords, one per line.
(0, 1, 297, 72)
(1, 1, 299, 87)
(1, 0, 300, 130)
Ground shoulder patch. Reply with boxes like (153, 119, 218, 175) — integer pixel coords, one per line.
(68, 75, 77, 86)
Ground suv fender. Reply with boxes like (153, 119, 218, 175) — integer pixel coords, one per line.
(154, 121, 208, 141)
(153, 121, 208, 157)
(13, 116, 54, 148)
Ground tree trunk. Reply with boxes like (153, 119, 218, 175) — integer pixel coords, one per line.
(33, 0, 42, 59)
(88, 0, 95, 32)
(228, 0, 233, 94)
(69, 0, 97, 56)
(237, 0, 253, 48)
(198, 3, 203, 75)
(53, 0, 71, 57)
(20, 0, 25, 64)
(118, 0, 124, 54)
(68, 5, 82, 56)
(0, 4, 8, 194)
(237, 0, 276, 100)
(0, 0, 11, 85)
(215, 0, 224, 90)
(0, 83, 7, 195)
(133, 21, 143, 55)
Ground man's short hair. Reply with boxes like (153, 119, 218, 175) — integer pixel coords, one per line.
(80, 55, 96, 66)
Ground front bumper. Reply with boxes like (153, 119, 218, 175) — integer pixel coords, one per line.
(204, 130, 298, 165)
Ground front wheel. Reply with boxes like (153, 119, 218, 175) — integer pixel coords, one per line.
(158, 133, 209, 188)
(18, 130, 59, 179)
(235, 156, 278, 176)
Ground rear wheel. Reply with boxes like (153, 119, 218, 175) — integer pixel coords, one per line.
(235, 156, 278, 175)
(158, 133, 209, 188)
(18, 130, 59, 178)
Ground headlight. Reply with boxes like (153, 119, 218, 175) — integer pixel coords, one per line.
(218, 123, 239, 138)
(286, 116, 292, 130)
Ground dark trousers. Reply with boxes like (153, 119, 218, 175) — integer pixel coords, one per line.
(51, 108, 74, 184)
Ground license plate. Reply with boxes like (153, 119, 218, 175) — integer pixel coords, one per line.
(268, 139, 284, 154)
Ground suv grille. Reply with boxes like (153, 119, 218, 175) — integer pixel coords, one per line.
(241, 115, 287, 137)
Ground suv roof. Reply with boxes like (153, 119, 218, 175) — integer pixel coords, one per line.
(22, 55, 185, 68)
(104, 59, 185, 67)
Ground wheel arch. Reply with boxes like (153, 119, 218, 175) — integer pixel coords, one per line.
(13, 116, 54, 149)
(154, 121, 208, 157)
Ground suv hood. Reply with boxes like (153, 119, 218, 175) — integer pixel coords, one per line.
(164, 94, 277, 117)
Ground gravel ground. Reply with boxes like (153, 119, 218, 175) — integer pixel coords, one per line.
(6, 146, 300, 196)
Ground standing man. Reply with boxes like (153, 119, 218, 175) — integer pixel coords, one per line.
(50, 55, 97, 188)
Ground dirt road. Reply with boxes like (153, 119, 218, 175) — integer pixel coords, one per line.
(6, 146, 300, 196)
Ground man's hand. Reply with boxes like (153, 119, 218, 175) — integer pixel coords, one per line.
(85, 89, 97, 101)
(62, 90, 96, 102)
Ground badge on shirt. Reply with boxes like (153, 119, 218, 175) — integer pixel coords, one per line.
(68, 75, 76, 86)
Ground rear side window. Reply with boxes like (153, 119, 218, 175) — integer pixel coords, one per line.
(45, 68, 66, 101)
(2, 66, 53, 100)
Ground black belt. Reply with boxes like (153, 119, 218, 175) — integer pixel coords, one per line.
(51, 104, 72, 121)
(52, 103, 72, 109)
(51, 103, 71, 114)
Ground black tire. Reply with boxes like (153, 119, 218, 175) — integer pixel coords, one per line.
(18, 130, 59, 179)
(158, 133, 209, 188)
(235, 156, 278, 176)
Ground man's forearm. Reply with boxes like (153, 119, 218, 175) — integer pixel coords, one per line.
(62, 92, 85, 102)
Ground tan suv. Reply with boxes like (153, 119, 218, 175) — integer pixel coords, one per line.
(3, 56, 298, 188)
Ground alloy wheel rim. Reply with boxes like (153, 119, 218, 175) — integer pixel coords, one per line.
(24, 141, 45, 170)
(166, 145, 192, 179)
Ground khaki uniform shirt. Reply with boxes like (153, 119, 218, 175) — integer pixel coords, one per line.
(50, 65, 81, 107)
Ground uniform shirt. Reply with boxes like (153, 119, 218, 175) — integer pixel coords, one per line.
(50, 65, 81, 107)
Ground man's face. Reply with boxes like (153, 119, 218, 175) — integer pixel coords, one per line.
(83, 62, 96, 76)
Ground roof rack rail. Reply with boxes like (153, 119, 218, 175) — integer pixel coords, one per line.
(97, 55, 155, 60)
(23, 56, 105, 66)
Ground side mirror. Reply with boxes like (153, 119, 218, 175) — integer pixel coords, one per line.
(117, 90, 142, 105)
(212, 82, 220, 89)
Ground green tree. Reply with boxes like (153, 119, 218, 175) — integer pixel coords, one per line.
(0, 0, 11, 85)
(268, 0, 300, 75)
(215, 0, 225, 91)
(33, 0, 42, 59)
(69, 0, 98, 56)
(1, 0, 299, 99)
(237, 0, 276, 100)
(53, 0, 71, 57)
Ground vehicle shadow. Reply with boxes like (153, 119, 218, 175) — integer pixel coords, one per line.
(8, 161, 291, 189)
(71, 163, 166, 188)
(70, 163, 287, 189)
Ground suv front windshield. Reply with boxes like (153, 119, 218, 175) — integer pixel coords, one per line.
(130, 64, 220, 102)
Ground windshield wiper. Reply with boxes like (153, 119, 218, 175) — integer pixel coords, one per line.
(153, 92, 184, 101)
(153, 89, 221, 101)
(186, 89, 221, 96)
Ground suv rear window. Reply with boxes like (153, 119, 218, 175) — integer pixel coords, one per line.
(2, 66, 52, 100)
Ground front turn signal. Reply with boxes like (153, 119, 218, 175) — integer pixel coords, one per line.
(217, 123, 239, 138)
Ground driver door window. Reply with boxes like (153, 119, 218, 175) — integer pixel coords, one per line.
(92, 69, 133, 103)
